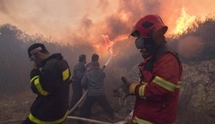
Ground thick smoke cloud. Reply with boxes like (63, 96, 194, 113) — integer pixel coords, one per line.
(0, 0, 214, 43)
(0, 0, 214, 59)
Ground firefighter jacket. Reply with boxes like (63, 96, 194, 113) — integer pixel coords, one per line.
(131, 44, 183, 124)
(29, 53, 72, 124)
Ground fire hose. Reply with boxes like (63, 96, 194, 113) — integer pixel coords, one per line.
(68, 89, 88, 115)
(67, 65, 108, 115)
(67, 64, 111, 123)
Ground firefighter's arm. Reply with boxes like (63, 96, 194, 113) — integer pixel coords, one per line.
(30, 69, 41, 94)
(128, 54, 181, 99)
(143, 53, 181, 100)
(30, 64, 59, 96)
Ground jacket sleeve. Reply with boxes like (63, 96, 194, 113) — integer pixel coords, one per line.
(135, 53, 182, 101)
(30, 61, 62, 96)
(30, 69, 44, 95)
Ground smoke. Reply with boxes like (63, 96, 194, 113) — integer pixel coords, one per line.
(178, 36, 204, 58)
(0, 0, 214, 43)
(0, 0, 214, 61)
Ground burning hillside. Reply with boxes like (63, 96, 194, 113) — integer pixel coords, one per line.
(169, 17, 215, 62)
(1, 16, 215, 124)
(1, 0, 215, 123)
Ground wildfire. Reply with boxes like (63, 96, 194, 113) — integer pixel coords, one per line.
(101, 35, 114, 67)
(92, 34, 114, 68)
(101, 35, 114, 55)
(171, 8, 196, 35)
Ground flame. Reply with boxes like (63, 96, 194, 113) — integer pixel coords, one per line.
(172, 8, 196, 35)
(92, 34, 115, 67)
(101, 35, 114, 55)
(101, 35, 114, 66)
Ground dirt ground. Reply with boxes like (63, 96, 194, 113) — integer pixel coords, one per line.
(0, 90, 34, 124)
(0, 89, 133, 124)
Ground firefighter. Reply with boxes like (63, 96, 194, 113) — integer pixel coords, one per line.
(22, 43, 72, 124)
(128, 15, 183, 124)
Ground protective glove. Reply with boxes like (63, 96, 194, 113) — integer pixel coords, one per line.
(113, 76, 130, 100)
(129, 82, 139, 94)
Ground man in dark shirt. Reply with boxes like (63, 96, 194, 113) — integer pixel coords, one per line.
(78, 62, 115, 124)
(69, 54, 86, 116)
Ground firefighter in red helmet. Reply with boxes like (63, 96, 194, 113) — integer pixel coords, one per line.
(128, 15, 183, 124)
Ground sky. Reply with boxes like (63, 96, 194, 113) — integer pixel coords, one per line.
(0, 0, 215, 58)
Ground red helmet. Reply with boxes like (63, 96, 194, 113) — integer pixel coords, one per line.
(130, 15, 168, 38)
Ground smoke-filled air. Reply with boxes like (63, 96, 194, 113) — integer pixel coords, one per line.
(0, 0, 215, 124)
(1, 0, 215, 58)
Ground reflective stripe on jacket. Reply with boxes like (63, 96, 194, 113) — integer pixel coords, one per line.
(28, 111, 68, 124)
(133, 116, 153, 124)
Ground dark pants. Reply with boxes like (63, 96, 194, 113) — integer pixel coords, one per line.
(69, 82, 83, 115)
(78, 95, 114, 124)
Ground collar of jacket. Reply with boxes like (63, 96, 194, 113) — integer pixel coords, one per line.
(40, 53, 63, 67)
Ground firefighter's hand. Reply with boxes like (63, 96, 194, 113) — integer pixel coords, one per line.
(113, 77, 130, 100)
(129, 82, 139, 94)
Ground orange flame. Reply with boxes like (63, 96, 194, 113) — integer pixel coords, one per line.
(101, 35, 114, 66)
(101, 35, 114, 55)
(92, 35, 115, 67)
(172, 8, 196, 35)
